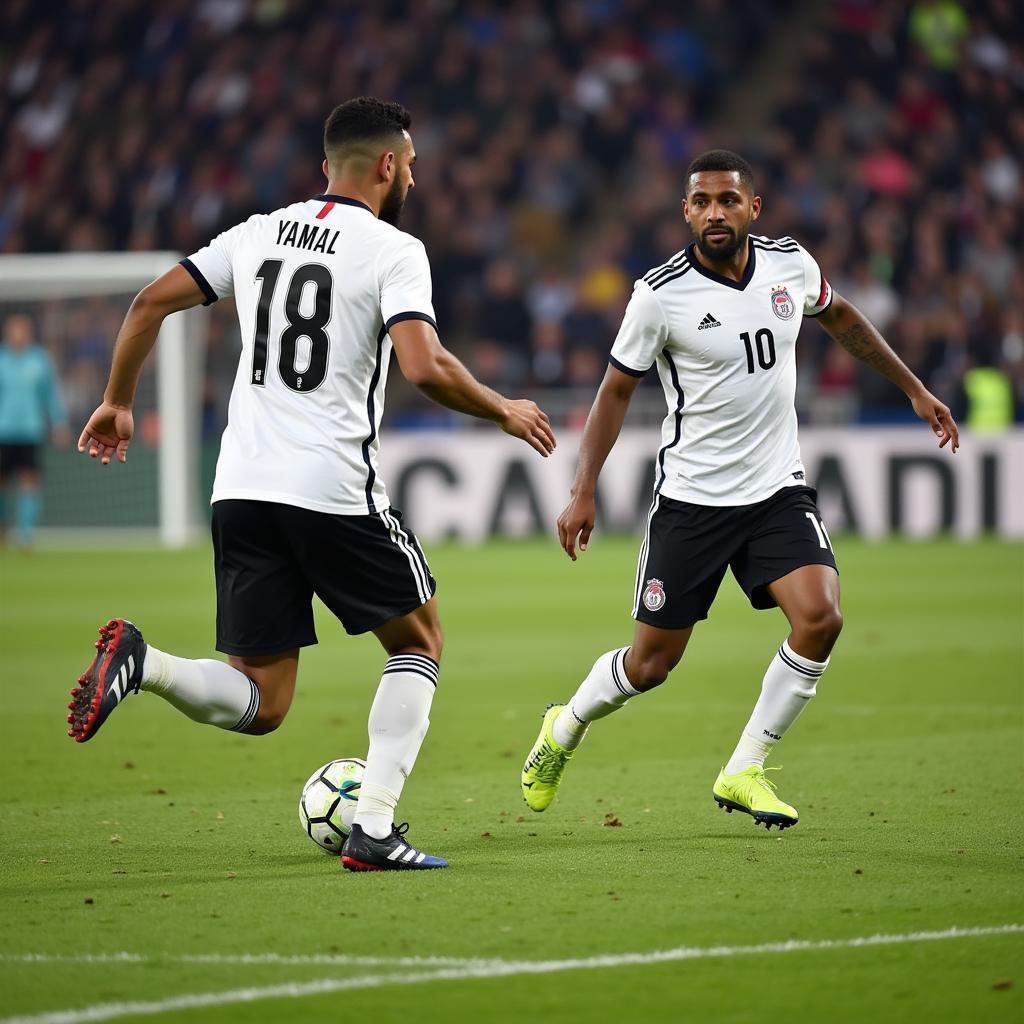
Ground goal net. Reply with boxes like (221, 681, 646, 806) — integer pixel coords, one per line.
(0, 253, 206, 547)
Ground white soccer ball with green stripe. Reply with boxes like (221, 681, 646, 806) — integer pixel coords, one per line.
(298, 758, 365, 852)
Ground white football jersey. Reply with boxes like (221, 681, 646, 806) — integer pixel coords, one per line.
(181, 195, 436, 515)
(610, 235, 833, 506)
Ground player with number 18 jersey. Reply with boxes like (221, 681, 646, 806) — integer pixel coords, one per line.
(71, 97, 555, 874)
(183, 193, 433, 516)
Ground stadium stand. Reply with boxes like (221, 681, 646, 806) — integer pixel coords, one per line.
(1, 0, 1020, 433)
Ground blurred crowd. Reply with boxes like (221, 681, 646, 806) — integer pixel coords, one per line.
(765, 0, 1023, 427)
(1, 0, 1021, 434)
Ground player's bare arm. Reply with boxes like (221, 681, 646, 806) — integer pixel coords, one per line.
(818, 293, 959, 453)
(558, 365, 642, 560)
(78, 264, 206, 464)
(389, 318, 556, 457)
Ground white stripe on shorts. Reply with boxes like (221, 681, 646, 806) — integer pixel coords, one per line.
(380, 511, 430, 604)
(631, 493, 661, 618)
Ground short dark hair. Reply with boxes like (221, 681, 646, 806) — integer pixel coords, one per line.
(324, 97, 411, 157)
(685, 150, 755, 194)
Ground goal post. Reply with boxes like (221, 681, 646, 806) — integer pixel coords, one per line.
(0, 252, 205, 547)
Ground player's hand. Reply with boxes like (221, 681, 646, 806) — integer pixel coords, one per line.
(499, 400, 556, 457)
(557, 491, 597, 561)
(78, 402, 134, 465)
(911, 389, 959, 453)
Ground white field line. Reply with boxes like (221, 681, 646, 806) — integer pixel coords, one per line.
(1, 924, 1021, 1024)
(0, 952, 491, 969)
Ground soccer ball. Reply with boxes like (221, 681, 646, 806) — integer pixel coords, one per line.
(298, 758, 365, 852)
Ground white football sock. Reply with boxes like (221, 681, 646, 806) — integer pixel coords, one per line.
(724, 639, 828, 774)
(354, 654, 438, 841)
(552, 647, 638, 751)
(141, 646, 260, 731)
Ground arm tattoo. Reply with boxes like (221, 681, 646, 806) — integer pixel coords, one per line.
(834, 321, 894, 376)
(824, 295, 921, 394)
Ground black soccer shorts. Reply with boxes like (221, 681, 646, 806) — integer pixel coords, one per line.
(211, 499, 436, 656)
(0, 443, 40, 479)
(632, 486, 838, 630)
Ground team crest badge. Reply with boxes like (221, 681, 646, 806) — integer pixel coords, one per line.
(770, 285, 795, 320)
(642, 578, 666, 612)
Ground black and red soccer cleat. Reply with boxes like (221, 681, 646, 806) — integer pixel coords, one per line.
(341, 823, 448, 871)
(67, 618, 147, 743)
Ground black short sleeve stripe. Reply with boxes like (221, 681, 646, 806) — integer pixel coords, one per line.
(644, 256, 689, 288)
(650, 265, 691, 291)
(179, 258, 218, 306)
(609, 355, 649, 378)
(385, 311, 438, 333)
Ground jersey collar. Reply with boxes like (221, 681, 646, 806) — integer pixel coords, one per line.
(313, 194, 374, 215)
(685, 238, 756, 291)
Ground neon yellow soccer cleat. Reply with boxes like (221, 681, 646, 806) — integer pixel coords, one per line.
(713, 766, 799, 830)
(521, 704, 574, 812)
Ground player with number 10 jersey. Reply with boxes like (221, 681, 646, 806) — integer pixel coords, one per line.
(521, 149, 959, 831)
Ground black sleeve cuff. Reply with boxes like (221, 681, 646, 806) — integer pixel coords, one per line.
(385, 311, 438, 333)
(179, 258, 218, 306)
(803, 293, 834, 318)
(609, 354, 649, 378)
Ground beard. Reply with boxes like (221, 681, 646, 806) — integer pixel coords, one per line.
(693, 223, 749, 263)
(379, 177, 407, 227)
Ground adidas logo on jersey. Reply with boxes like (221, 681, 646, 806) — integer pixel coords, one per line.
(698, 313, 722, 330)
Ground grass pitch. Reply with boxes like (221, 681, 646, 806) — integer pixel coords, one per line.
(1, 536, 1022, 1023)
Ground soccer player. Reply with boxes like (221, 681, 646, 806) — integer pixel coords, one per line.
(69, 97, 556, 871)
(521, 150, 958, 830)
(0, 314, 69, 550)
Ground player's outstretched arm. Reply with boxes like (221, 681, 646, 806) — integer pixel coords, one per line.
(817, 292, 959, 453)
(558, 365, 642, 561)
(389, 319, 555, 457)
(79, 265, 207, 465)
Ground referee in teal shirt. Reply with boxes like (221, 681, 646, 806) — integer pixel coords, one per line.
(0, 314, 69, 548)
